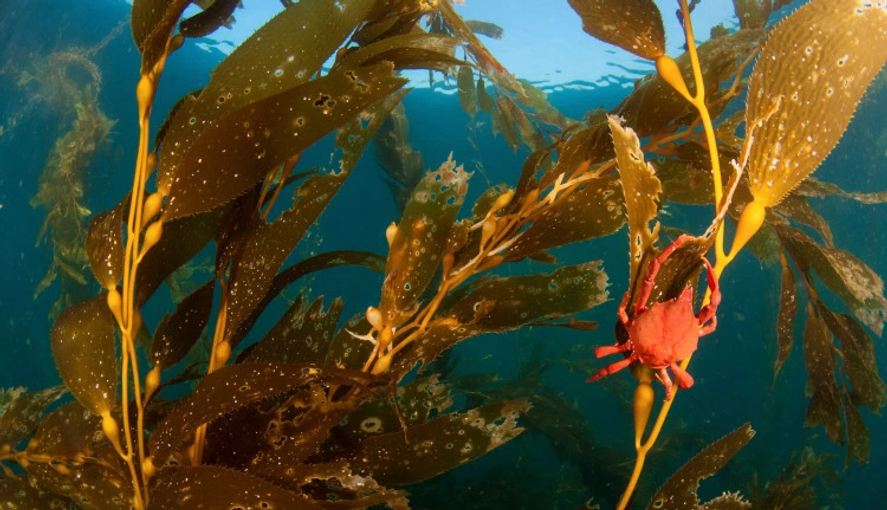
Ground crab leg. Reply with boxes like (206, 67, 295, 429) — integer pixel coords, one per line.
(594, 342, 632, 358)
(634, 234, 693, 317)
(696, 258, 721, 335)
(670, 362, 695, 389)
(587, 352, 637, 383)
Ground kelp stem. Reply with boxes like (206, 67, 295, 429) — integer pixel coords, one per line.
(617, 3, 727, 508)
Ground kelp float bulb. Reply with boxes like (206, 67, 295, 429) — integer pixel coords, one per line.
(442, 252, 455, 279)
(215, 341, 232, 367)
(386, 222, 398, 247)
(655, 55, 691, 101)
(366, 306, 383, 331)
(141, 221, 163, 255)
(371, 353, 392, 375)
(142, 457, 157, 479)
(100, 410, 125, 458)
(480, 217, 497, 248)
(489, 189, 515, 215)
(726, 199, 766, 262)
(141, 192, 164, 229)
(106, 287, 124, 327)
(145, 366, 161, 400)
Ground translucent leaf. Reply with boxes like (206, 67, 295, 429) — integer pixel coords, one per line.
(130, 0, 190, 72)
(246, 297, 343, 366)
(179, 0, 239, 38)
(775, 193, 834, 247)
(818, 308, 886, 414)
(505, 172, 624, 261)
(844, 396, 871, 466)
(334, 32, 464, 73)
(158, 0, 373, 192)
(477, 77, 495, 112)
(150, 465, 317, 509)
(0, 476, 70, 509)
(448, 261, 610, 331)
(50, 294, 117, 416)
(0, 386, 66, 446)
(465, 19, 504, 39)
(326, 315, 376, 370)
(778, 225, 887, 335)
(391, 262, 609, 376)
(647, 423, 755, 509)
(802, 308, 844, 444)
(228, 250, 386, 348)
(151, 278, 215, 370)
(381, 154, 471, 321)
(567, 0, 665, 60)
(136, 206, 228, 307)
(796, 176, 887, 205)
(348, 400, 529, 485)
(615, 29, 763, 138)
(86, 196, 126, 289)
(437, 0, 526, 95)
(223, 93, 404, 346)
(773, 252, 798, 382)
(457, 65, 477, 117)
(162, 63, 406, 221)
(745, 0, 887, 207)
(30, 402, 131, 510)
(495, 94, 521, 151)
(331, 375, 454, 445)
(609, 115, 661, 286)
(149, 363, 373, 465)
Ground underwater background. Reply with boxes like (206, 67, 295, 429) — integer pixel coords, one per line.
(1, 0, 886, 508)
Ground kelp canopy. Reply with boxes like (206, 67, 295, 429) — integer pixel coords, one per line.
(1, 0, 886, 509)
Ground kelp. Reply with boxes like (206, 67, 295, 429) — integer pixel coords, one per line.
(11, 0, 887, 508)
(647, 423, 755, 510)
(22, 44, 118, 318)
(749, 446, 844, 510)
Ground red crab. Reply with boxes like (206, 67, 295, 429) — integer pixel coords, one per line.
(587, 235, 721, 400)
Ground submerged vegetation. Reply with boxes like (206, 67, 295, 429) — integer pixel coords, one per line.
(1, 0, 887, 508)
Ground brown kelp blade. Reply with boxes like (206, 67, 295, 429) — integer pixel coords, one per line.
(157, 0, 373, 192)
(647, 423, 755, 509)
(609, 115, 662, 288)
(745, 0, 887, 207)
(380, 155, 471, 321)
(568, 0, 665, 60)
(50, 294, 118, 417)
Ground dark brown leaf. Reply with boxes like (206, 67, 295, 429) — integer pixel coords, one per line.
(774, 251, 798, 382)
(50, 294, 117, 417)
(150, 465, 319, 509)
(506, 172, 625, 261)
(151, 278, 215, 370)
(348, 400, 529, 485)
(568, 0, 665, 60)
(157, 0, 374, 192)
(647, 423, 755, 509)
(0, 386, 66, 446)
(802, 306, 844, 444)
(381, 154, 470, 322)
(86, 196, 126, 289)
(149, 363, 374, 464)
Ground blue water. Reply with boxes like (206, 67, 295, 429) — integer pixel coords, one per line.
(1, 0, 886, 508)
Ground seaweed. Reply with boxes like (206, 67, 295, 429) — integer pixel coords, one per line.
(6, 0, 887, 508)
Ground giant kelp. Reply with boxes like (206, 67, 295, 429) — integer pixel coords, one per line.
(3, 0, 887, 509)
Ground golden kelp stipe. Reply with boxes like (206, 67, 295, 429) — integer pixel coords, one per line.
(745, 0, 887, 207)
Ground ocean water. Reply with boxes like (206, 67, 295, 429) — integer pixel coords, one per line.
(1, 0, 886, 508)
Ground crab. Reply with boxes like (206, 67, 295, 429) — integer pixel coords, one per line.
(587, 235, 721, 400)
